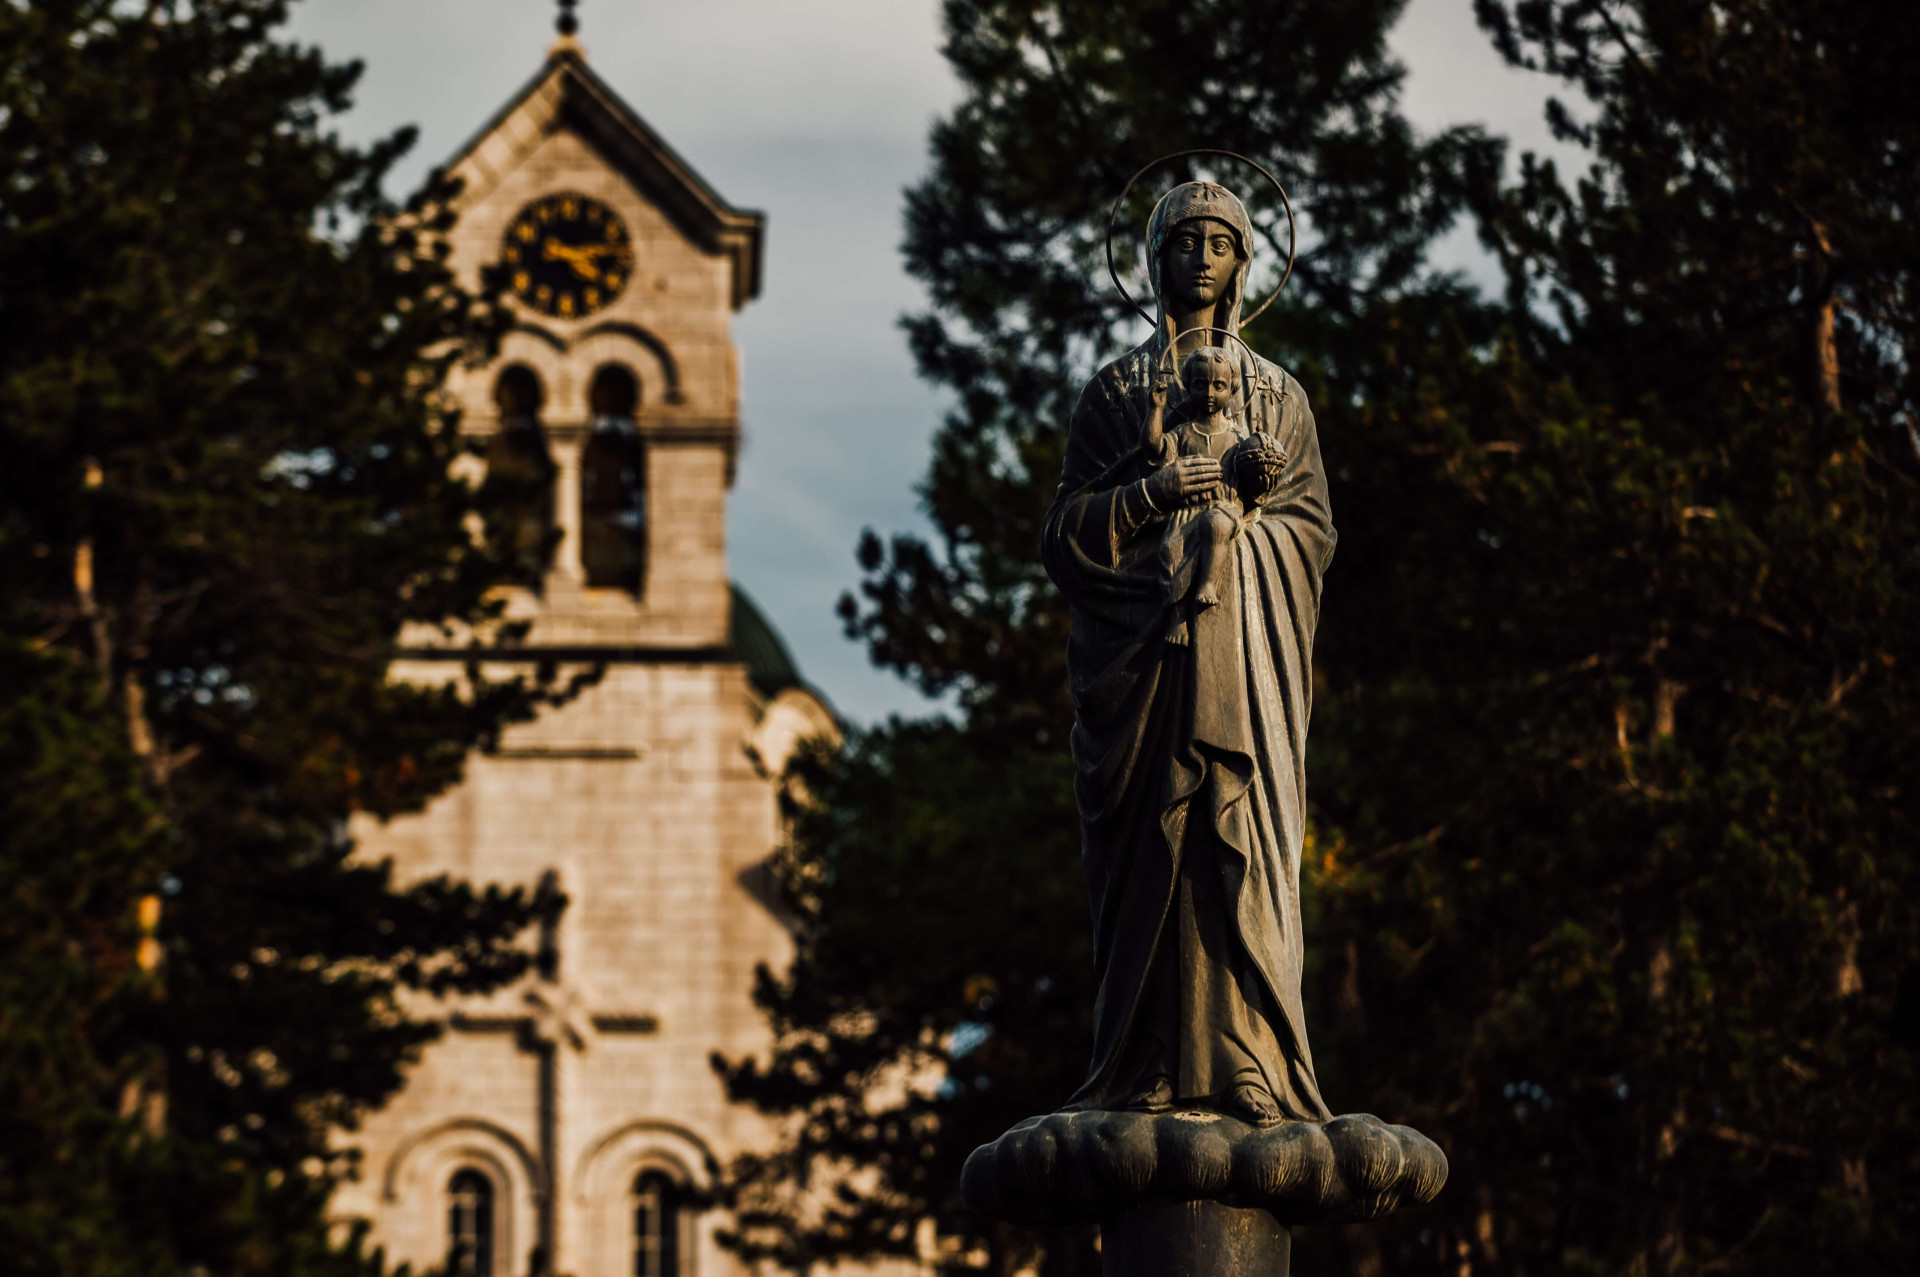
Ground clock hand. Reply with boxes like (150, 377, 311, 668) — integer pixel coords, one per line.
(543, 239, 622, 281)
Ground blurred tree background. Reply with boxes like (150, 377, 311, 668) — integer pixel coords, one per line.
(719, 2, 1919, 1276)
(0, 2, 562, 1273)
(2, 1, 1913, 1275)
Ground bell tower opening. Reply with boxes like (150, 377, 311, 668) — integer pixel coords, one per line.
(484, 364, 556, 588)
(582, 362, 645, 593)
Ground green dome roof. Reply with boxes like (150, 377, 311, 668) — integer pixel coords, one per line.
(729, 583, 802, 701)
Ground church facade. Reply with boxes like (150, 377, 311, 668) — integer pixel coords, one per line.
(330, 39, 842, 1277)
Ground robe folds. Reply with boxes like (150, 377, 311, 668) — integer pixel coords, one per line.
(1040, 332, 1335, 1121)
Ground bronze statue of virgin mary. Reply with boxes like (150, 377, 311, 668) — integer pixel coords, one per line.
(1041, 179, 1334, 1128)
(967, 169, 1441, 1270)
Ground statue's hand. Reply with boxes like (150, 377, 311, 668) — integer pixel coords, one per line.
(1145, 455, 1222, 510)
(1149, 375, 1174, 408)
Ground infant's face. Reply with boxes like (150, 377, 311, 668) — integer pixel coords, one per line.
(1197, 371, 1234, 415)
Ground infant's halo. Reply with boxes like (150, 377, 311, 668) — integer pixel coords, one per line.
(1105, 149, 1297, 330)
(1156, 325, 1263, 400)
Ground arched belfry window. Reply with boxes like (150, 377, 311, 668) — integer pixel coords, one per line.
(483, 364, 556, 587)
(581, 363, 645, 592)
(632, 1170, 688, 1277)
(447, 1168, 495, 1277)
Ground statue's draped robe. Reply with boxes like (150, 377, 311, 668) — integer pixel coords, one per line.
(1041, 333, 1335, 1121)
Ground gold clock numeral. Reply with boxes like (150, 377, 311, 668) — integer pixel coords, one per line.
(514, 271, 530, 292)
(585, 287, 601, 308)
(536, 284, 552, 303)
(558, 293, 576, 318)
(604, 273, 624, 291)
(517, 222, 535, 242)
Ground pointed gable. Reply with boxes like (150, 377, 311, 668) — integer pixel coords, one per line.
(447, 45, 763, 310)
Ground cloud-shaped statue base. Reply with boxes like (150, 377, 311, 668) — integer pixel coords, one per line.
(961, 1109, 1447, 1230)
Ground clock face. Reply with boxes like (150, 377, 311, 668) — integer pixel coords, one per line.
(502, 192, 636, 320)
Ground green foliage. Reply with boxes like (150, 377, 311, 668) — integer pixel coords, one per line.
(0, 2, 562, 1272)
(1301, 1, 1920, 1270)
(723, 0, 1919, 1274)
(0, 639, 167, 1275)
(719, 726, 1087, 1269)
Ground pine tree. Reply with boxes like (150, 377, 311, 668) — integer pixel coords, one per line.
(0, 639, 169, 1275)
(715, 2, 1496, 1271)
(1298, 1, 1920, 1270)
(0, 3, 563, 1271)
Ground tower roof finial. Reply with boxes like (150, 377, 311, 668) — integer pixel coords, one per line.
(556, 0, 579, 37)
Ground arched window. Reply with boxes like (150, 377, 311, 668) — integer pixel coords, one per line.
(581, 364, 645, 592)
(494, 363, 544, 422)
(484, 364, 555, 587)
(447, 1168, 495, 1277)
(632, 1171, 686, 1277)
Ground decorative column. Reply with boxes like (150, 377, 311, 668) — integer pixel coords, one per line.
(545, 422, 587, 585)
(500, 867, 662, 1275)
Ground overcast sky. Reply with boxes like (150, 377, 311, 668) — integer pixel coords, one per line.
(286, 0, 1577, 724)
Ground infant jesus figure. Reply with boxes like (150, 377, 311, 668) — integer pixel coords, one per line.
(1143, 345, 1288, 628)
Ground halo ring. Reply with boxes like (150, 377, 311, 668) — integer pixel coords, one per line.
(1105, 149, 1296, 329)
(1155, 325, 1264, 385)
(1154, 325, 1279, 422)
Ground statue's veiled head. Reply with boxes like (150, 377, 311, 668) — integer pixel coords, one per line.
(1148, 181, 1254, 332)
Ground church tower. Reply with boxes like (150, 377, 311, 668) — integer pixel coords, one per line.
(331, 14, 840, 1277)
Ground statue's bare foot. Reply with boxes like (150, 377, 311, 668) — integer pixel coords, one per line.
(1128, 1076, 1174, 1113)
(1194, 587, 1220, 609)
(1226, 1083, 1282, 1127)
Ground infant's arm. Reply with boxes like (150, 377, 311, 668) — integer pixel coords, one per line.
(1143, 375, 1173, 465)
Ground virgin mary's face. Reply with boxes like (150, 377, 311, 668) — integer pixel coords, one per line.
(1160, 218, 1241, 314)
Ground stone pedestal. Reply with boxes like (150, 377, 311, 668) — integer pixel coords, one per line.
(962, 1109, 1444, 1276)
(1103, 1198, 1291, 1277)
